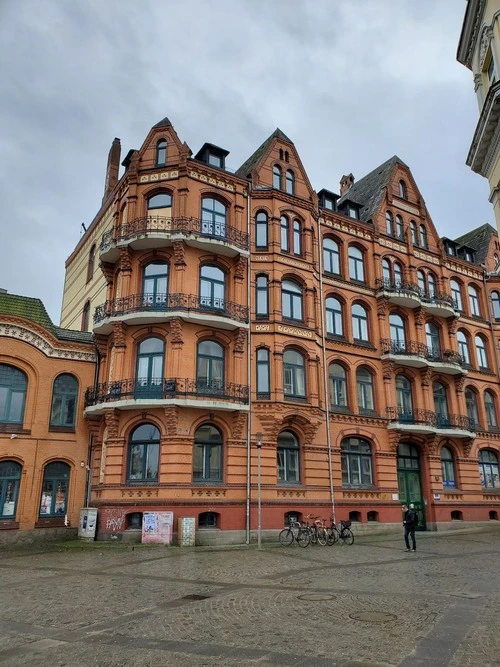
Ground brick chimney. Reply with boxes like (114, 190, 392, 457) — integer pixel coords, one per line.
(102, 138, 121, 204)
(340, 173, 354, 196)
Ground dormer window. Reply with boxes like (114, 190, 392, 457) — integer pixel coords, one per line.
(447, 244, 456, 256)
(156, 140, 167, 167)
(399, 180, 407, 199)
(348, 205, 359, 220)
(324, 197, 334, 211)
(208, 153, 222, 168)
(194, 143, 229, 170)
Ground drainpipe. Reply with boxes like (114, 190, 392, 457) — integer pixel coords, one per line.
(245, 181, 253, 544)
(84, 338, 101, 509)
(316, 215, 336, 522)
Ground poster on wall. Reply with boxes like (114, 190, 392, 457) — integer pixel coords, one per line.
(142, 511, 174, 545)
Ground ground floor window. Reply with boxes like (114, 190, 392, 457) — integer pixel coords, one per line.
(0, 460, 21, 518)
(39, 462, 70, 516)
(199, 511, 219, 528)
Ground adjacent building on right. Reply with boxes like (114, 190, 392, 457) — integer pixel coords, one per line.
(457, 0, 500, 234)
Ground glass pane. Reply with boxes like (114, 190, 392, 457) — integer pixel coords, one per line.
(193, 445, 204, 480)
(208, 445, 221, 479)
(39, 481, 53, 515)
(277, 449, 285, 481)
(63, 396, 76, 426)
(288, 449, 299, 482)
(145, 444, 159, 480)
(50, 396, 63, 425)
(54, 480, 68, 514)
(8, 393, 24, 422)
(257, 363, 269, 393)
(129, 444, 145, 479)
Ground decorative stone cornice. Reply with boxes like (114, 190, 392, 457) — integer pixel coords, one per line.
(0, 322, 96, 362)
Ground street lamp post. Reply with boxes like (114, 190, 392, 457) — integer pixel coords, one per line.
(256, 432, 263, 549)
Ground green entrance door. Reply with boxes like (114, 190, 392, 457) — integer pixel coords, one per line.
(397, 443, 426, 530)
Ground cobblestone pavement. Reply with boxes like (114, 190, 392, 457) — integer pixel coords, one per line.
(0, 529, 499, 666)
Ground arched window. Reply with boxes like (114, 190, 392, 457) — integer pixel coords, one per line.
(283, 349, 306, 398)
(194, 424, 222, 481)
(450, 280, 462, 311)
(256, 274, 269, 317)
(492, 291, 500, 319)
(255, 211, 268, 248)
(199, 511, 219, 528)
(50, 374, 79, 428)
(281, 280, 303, 321)
(385, 211, 394, 236)
(341, 437, 373, 486)
(0, 365, 27, 424)
(419, 224, 428, 249)
(323, 238, 340, 274)
(200, 265, 225, 310)
(417, 270, 426, 295)
(382, 258, 391, 284)
(279, 149, 284, 161)
(441, 446, 456, 488)
(399, 180, 407, 199)
(427, 273, 436, 298)
(395, 215, 404, 240)
(147, 193, 172, 212)
(393, 262, 403, 286)
(426, 322, 441, 359)
(135, 337, 164, 397)
(465, 387, 480, 429)
(201, 197, 227, 239)
(389, 313, 406, 351)
(326, 296, 343, 336)
(352, 303, 369, 342)
(457, 330, 470, 365)
(396, 374, 413, 420)
(277, 431, 300, 483)
(293, 219, 301, 255)
(356, 367, 374, 414)
(143, 261, 169, 307)
(156, 139, 167, 166)
(485, 391, 498, 430)
(256, 348, 270, 398)
(475, 335, 488, 368)
(329, 363, 348, 409)
(128, 424, 160, 482)
(433, 382, 449, 427)
(0, 461, 22, 518)
(81, 300, 90, 332)
(285, 170, 295, 195)
(87, 244, 96, 283)
(39, 462, 70, 516)
(197, 340, 224, 393)
(273, 165, 282, 190)
(468, 285, 480, 316)
(280, 215, 289, 252)
(410, 220, 418, 245)
(348, 246, 365, 282)
(479, 449, 500, 488)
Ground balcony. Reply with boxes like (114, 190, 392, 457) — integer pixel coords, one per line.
(375, 279, 457, 317)
(467, 80, 500, 176)
(93, 293, 249, 334)
(387, 408, 476, 438)
(380, 340, 467, 375)
(99, 216, 249, 262)
(84, 378, 249, 415)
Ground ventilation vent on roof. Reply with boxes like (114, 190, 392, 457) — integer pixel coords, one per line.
(0, 288, 7, 294)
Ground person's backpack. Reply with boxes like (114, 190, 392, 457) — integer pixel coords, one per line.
(407, 510, 417, 526)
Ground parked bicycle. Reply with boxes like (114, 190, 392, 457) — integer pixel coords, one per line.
(278, 518, 310, 547)
(301, 514, 328, 546)
(326, 518, 354, 546)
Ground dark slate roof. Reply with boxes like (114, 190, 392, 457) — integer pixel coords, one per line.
(0, 293, 94, 345)
(337, 155, 407, 223)
(235, 128, 293, 178)
(152, 116, 172, 129)
(453, 223, 497, 265)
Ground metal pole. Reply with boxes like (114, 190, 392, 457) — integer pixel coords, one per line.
(256, 432, 263, 549)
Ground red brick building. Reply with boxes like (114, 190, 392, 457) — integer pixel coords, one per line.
(0, 291, 96, 543)
(59, 118, 500, 542)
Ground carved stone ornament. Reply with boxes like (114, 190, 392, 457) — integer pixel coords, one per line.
(112, 322, 127, 348)
(455, 375, 466, 394)
(173, 241, 186, 266)
(0, 322, 96, 362)
(388, 430, 402, 453)
(448, 317, 459, 336)
(234, 328, 247, 354)
(382, 360, 395, 381)
(164, 406, 179, 436)
(462, 438, 474, 458)
(414, 308, 426, 328)
(479, 25, 493, 69)
(104, 409, 120, 440)
(426, 434, 441, 456)
(169, 317, 183, 344)
(99, 261, 115, 285)
(118, 247, 132, 272)
(420, 366, 433, 387)
(377, 298, 389, 318)
(232, 411, 247, 440)
(234, 255, 247, 280)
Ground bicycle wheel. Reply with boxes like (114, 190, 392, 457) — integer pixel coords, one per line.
(341, 528, 354, 545)
(310, 529, 318, 545)
(326, 528, 337, 546)
(297, 529, 311, 548)
(279, 528, 293, 546)
(317, 528, 328, 546)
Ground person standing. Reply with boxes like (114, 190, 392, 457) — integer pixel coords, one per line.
(402, 503, 418, 552)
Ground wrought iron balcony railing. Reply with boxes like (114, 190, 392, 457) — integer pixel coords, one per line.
(84, 378, 249, 407)
(93, 293, 249, 324)
(380, 339, 465, 366)
(386, 407, 476, 432)
(100, 216, 249, 252)
(375, 279, 456, 309)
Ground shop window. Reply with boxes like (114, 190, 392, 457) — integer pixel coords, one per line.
(0, 364, 27, 424)
(50, 374, 79, 428)
(0, 461, 22, 519)
(39, 462, 70, 517)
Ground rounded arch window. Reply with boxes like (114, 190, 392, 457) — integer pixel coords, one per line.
(451, 279, 463, 311)
(417, 270, 426, 294)
(356, 367, 374, 414)
(143, 261, 169, 306)
(196, 340, 224, 394)
(389, 313, 405, 348)
(135, 337, 164, 397)
(0, 364, 27, 424)
(457, 330, 470, 364)
(352, 303, 369, 342)
(156, 139, 167, 167)
(50, 374, 79, 428)
(341, 437, 373, 486)
(39, 462, 70, 516)
(273, 165, 282, 190)
(399, 180, 407, 199)
(385, 211, 394, 236)
(128, 424, 160, 482)
(325, 296, 343, 336)
(468, 285, 480, 316)
(281, 279, 303, 321)
(323, 237, 340, 274)
(485, 390, 498, 430)
(277, 431, 300, 483)
(419, 224, 428, 248)
(194, 424, 223, 481)
(425, 322, 441, 358)
(147, 193, 172, 211)
(396, 374, 413, 418)
(492, 291, 500, 319)
(280, 215, 289, 252)
(427, 272, 436, 297)
(87, 244, 96, 283)
(410, 220, 418, 245)
(0, 461, 22, 519)
(201, 198, 227, 238)
(393, 261, 403, 285)
(283, 349, 306, 398)
(382, 258, 391, 283)
(329, 362, 347, 409)
(200, 264, 225, 310)
(441, 446, 456, 488)
(433, 382, 449, 425)
(395, 215, 404, 239)
(348, 246, 365, 282)
(479, 449, 500, 489)
(465, 387, 479, 428)
(475, 335, 488, 369)
(286, 170, 295, 195)
(255, 210, 268, 248)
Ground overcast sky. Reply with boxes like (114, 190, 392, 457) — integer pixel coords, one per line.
(0, 0, 491, 324)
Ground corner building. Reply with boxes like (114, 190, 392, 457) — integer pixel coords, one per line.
(61, 118, 500, 542)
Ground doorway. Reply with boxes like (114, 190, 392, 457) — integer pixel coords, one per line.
(397, 443, 426, 530)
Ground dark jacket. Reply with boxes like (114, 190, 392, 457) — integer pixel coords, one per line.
(403, 509, 418, 529)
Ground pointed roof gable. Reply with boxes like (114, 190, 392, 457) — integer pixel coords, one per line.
(236, 128, 293, 178)
(152, 116, 172, 129)
(337, 155, 408, 223)
(453, 223, 497, 265)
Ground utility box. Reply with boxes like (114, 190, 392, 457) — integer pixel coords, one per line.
(78, 508, 98, 540)
(142, 512, 174, 545)
(178, 517, 196, 546)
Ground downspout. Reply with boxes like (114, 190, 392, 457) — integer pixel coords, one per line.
(316, 214, 336, 522)
(84, 338, 101, 509)
(245, 181, 253, 544)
